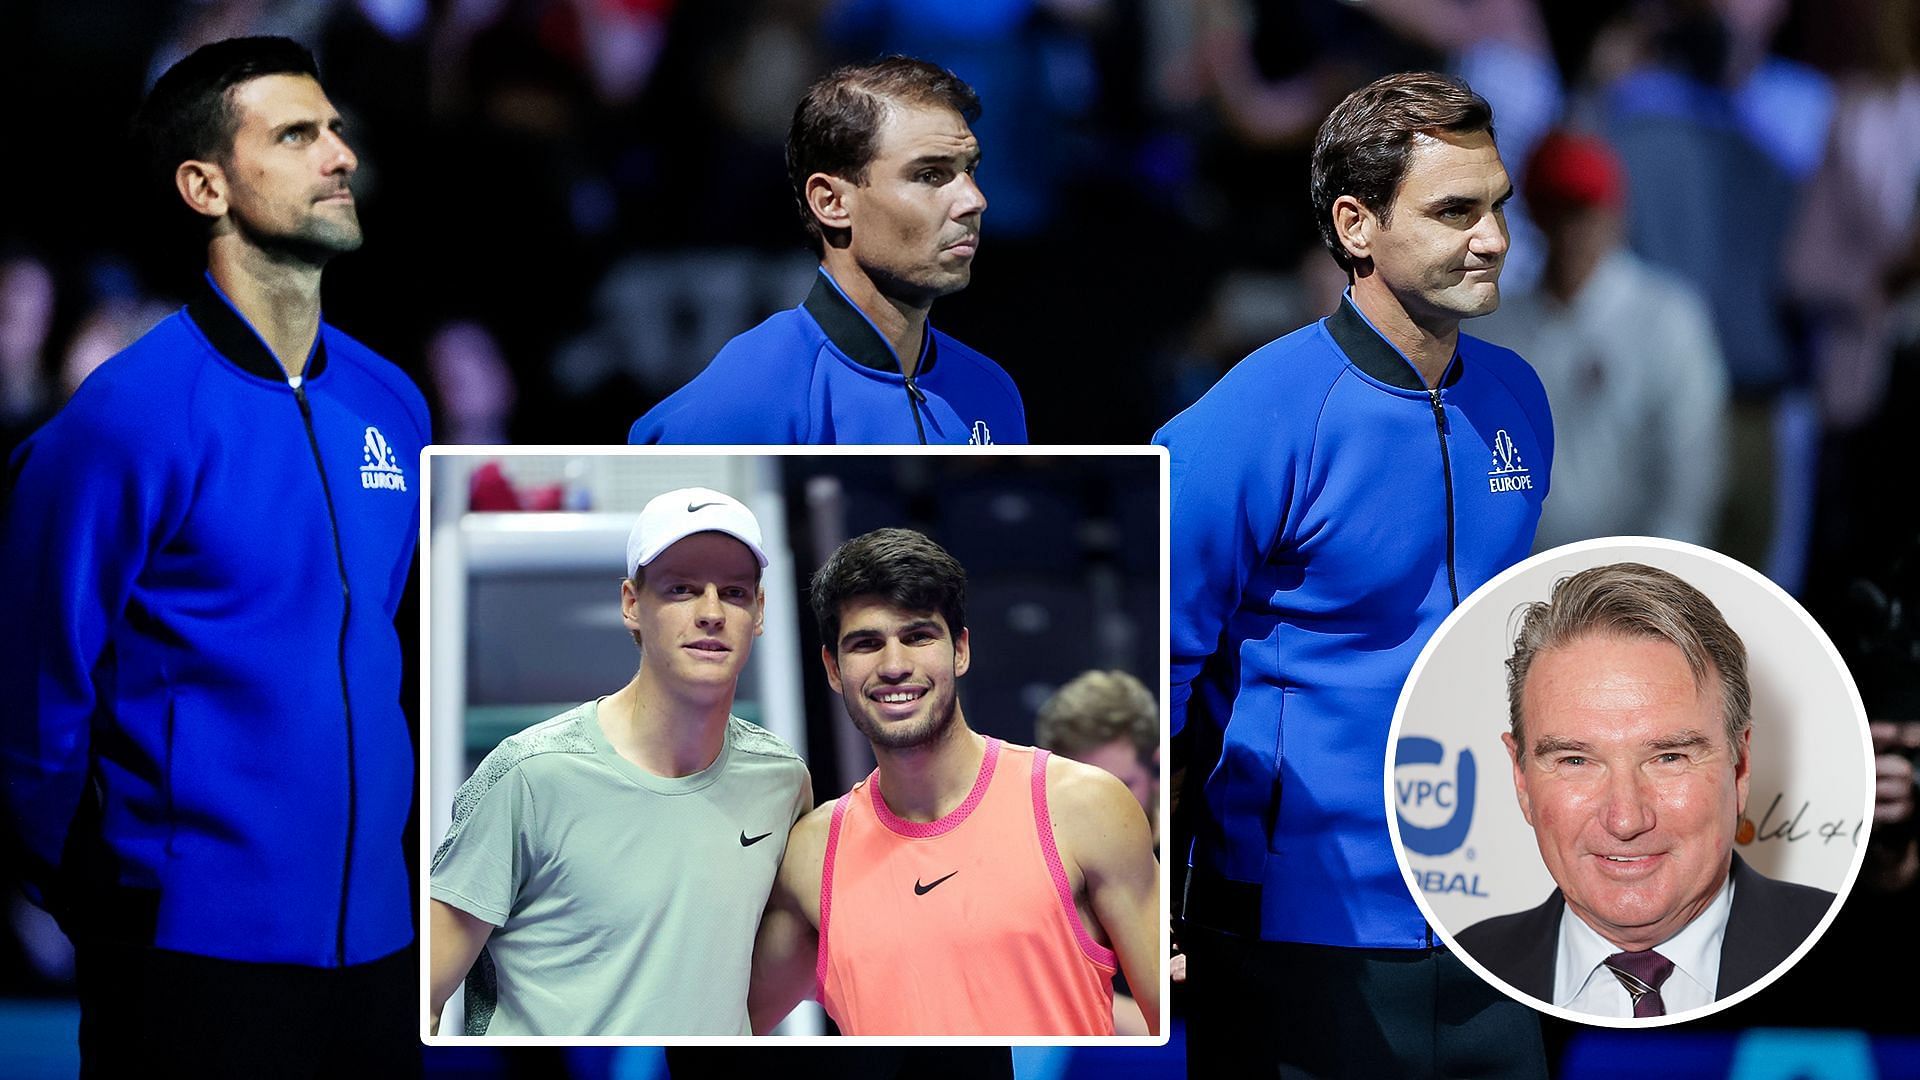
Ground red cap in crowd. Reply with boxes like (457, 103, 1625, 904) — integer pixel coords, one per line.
(1524, 130, 1625, 211)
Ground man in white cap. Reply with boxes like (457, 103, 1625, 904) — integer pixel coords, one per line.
(427, 487, 811, 1035)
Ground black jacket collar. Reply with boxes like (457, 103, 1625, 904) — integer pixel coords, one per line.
(802, 269, 936, 378)
(1467, 852, 1794, 1004)
(1326, 292, 1462, 391)
(185, 273, 328, 382)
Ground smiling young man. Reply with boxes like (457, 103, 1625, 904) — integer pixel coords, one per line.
(428, 488, 810, 1035)
(1456, 562, 1835, 1018)
(628, 56, 1026, 445)
(744, 528, 1159, 1036)
(0, 37, 427, 1075)
(1155, 72, 1553, 1075)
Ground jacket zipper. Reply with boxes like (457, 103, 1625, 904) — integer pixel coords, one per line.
(1427, 388, 1459, 607)
(292, 376, 358, 968)
(904, 376, 928, 444)
(1426, 385, 1456, 953)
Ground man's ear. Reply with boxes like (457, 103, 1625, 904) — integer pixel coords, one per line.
(176, 158, 229, 220)
(1503, 731, 1534, 826)
(952, 627, 970, 678)
(1331, 194, 1375, 266)
(806, 172, 853, 236)
(753, 585, 766, 637)
(821, 644, 843, 695)
(1732, 726, 1751, 818)
(621, 576, 643, 646)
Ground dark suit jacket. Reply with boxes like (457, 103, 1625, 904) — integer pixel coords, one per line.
(1453, 853, 1835, 1004)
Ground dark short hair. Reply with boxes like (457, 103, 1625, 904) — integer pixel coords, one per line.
(810, 528, 967, 653)
(1309, 71, 1496, 272)
(132, 36, 321, 205)
(1036, 670, 1157, 763)
(786, 56, 981, 256)
(1506, 563, 1752, 766)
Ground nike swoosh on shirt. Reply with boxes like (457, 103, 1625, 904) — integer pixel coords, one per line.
(914, 871, 958, 895)
(740, 831, 773, 847)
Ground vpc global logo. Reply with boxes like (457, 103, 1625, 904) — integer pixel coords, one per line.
(1394, 736, 1488, 897)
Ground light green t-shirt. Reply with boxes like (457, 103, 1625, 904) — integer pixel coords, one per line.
(430, 699, 810, 1035)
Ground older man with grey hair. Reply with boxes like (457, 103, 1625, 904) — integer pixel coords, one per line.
(1456, 562, 1835, 1018)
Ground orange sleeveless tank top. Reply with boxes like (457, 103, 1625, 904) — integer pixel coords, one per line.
(815, 737, 1117, 1035)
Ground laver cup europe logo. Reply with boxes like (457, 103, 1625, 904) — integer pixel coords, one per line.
(1487, 429, 1532, 493)
(359, 426, 407, 491)
(1396, 736, 1488, 897)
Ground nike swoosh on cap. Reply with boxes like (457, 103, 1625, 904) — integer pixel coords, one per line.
(689, 501, 725, 512)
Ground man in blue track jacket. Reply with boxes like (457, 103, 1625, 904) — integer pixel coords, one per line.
(0, 38, 425, 1076)
(645, 56, 1024, 1080)
(1157, 72, 1553, 1077)
(629, 56, 1026, 446)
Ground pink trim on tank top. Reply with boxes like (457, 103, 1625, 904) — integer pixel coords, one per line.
(867, 736, 1003, 839)
(815, 792, 852, 995)
(1031, 748, 1120, 969)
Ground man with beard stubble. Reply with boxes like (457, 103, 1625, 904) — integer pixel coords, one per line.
(629, 56, 1025, 446)
(0, 37, 427, 1075)
(746, 528, 1160, 1036)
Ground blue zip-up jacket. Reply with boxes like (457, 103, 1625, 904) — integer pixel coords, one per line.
(629, 268, 1026, 445)
(1155, 295, 1552, 948)
(0, 275, 428, 967)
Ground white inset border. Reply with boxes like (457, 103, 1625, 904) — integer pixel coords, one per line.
(1383, 537, 1873, 1029)
(417, 445, 1173, 1048)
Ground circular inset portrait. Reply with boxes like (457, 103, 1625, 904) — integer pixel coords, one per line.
(1385, 538, 1871, 1027)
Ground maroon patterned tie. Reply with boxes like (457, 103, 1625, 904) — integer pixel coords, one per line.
(1604, 950, 1675, 1018)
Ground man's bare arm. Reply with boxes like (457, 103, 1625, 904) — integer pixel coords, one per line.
(429, 899, 495, 1035)
(1051, 757, 1162, 1035)
(748, 803, 831, 1034)
(1112, 991, 1151, 1035)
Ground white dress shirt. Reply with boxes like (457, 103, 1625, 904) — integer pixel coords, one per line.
(1553, 873, 1735, 1018)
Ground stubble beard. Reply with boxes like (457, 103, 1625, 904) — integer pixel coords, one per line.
(867, 256, 968, 309)
(286, 209, 363, 263)
(235, 198, 364, 268)
(848, 685, 958, 751)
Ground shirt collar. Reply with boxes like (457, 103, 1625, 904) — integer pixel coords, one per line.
(1324, 288, 1464, 391)
(802, 267, 937, 378)
(184, 271, 328, 382)
(1553, 870, 1734, 1013)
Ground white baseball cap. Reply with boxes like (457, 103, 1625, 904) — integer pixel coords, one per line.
(626, 487, 769, 575)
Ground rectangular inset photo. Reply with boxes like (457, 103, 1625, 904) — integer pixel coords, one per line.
(420, 447, 1168, 1047)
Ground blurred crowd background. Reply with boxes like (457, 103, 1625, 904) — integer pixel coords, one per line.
(4, 0, 1920, 1075)
(5, 0, 1920, 599)
(4, 0, 1918, 600)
